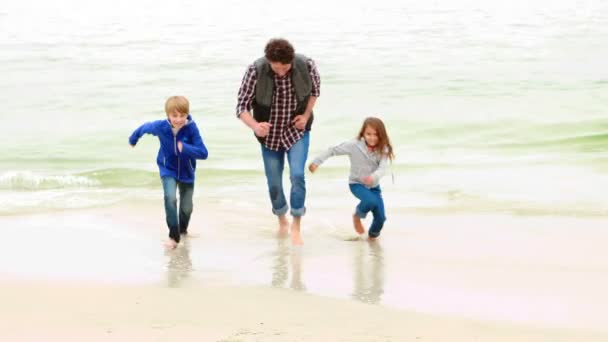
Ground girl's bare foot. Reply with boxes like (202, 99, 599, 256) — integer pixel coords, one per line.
(164, 239, 178, 249)
(352, 214, 365, 234)
(290, 217, 304, 245)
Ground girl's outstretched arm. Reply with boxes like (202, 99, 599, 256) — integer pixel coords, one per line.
(311, 139, 356, 168)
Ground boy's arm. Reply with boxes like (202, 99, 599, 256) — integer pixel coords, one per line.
(128, 120, 163, 146)
(179, 123, 209, 160)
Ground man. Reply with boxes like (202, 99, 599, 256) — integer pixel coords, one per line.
(236, 38, 321, 245)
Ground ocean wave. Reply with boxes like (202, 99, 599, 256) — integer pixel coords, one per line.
(0, 169, 158, 190)
(0, 168, 266, 191)
(495, 132, 608, 152)
(0, 188, 157, 216)
(1, 167, 606, 218)
(0, 171, 100, 190)
(398, 119, 608, 153)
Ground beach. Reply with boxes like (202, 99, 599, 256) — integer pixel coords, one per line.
(2, 0, 608, 340)
(2, 281, 606, 342)
(1, 203, 608, 341)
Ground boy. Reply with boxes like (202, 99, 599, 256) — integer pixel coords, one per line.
(129, 96, 208, 248)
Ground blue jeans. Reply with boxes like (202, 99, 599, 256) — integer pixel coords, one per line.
(349, 184, 386, 238)
(161, 176, 194, 242)
(261, 132, 310, 217)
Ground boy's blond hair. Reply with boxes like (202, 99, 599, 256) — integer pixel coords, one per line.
(165, 96, 189, 116)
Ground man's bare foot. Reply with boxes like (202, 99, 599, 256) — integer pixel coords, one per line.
(352, 214, 365, 234)
(278, 215, 290, 238)
(290, 217, 303, 245)
(367, 236, 378, 242)
(164, 239, 178, 249)
(290, 228, 303, 245)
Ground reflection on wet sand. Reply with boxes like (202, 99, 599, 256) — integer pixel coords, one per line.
(165, 239, 192, 288)
(352, 241, 384, 304)
(289, 246, 305, 291)
(271, 238, 305, 291)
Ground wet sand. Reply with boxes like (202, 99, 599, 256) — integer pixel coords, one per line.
(1, 202, 608, 341)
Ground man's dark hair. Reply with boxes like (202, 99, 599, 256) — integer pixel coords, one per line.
(264, 38, 295, 64)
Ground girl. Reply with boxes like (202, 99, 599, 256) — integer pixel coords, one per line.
(309, 117, 394, 239)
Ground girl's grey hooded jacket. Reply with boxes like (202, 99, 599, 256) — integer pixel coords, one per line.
(312, 138, 388, 188)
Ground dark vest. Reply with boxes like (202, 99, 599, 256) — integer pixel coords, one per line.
(252, 54, 314, 143)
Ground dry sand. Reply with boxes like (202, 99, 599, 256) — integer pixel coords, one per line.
(1, 280, 606, 342)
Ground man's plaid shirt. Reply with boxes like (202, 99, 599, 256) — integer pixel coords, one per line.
(236, 58, 320, 151)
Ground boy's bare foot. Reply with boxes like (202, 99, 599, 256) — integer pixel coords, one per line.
(290, 217, 303, 245)
(278, 215, 290, 238)
(352, 214, 365, 234)
(164, 239, 178, 249)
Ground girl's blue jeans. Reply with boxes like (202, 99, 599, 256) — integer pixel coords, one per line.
(349, 184, 386, 238)
(260, 132, 309, 217)
(161, 176, 194, 242)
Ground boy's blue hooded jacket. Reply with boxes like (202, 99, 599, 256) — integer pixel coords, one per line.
(129, 115, 208, 183)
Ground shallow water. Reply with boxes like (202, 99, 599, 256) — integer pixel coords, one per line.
(1, 0, 607, 217)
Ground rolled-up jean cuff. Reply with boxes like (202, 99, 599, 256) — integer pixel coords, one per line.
(355, 210, 368, 219)
(272, 204, 289, 216)
(291, 207, 306, 217)
(369, 231, 380, 238)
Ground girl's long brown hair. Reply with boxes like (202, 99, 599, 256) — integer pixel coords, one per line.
(357, 117, 394, 160)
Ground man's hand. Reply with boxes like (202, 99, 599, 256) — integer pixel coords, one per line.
(361, 175, 374, 186)
(308, 163, 318, 173)
(254, 122, 272, 137)
(292, 113, 310, 131)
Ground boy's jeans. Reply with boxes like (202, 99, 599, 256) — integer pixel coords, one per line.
(349, 184, 386, 238)
(261, 131, 309, 217)
(161, 176, 194, 242)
